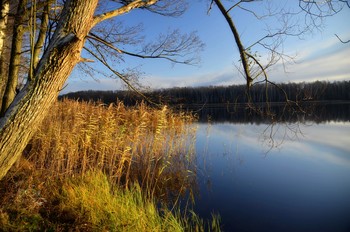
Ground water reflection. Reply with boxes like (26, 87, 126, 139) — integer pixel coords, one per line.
(192, 105, 350, 232)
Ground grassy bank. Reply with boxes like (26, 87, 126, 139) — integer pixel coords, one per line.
(0, 99, 220, 231)
(0, 169, 220, 231)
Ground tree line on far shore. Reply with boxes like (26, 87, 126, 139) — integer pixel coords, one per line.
(61, 80, 350, 106)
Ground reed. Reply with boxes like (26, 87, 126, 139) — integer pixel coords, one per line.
(24, 99, 197, 197)
(0, 99, 221, 231)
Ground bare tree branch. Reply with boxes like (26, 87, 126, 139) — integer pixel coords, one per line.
(298, 0, 349, 31)
(339, 0, 350, 8)
(111, 0, 187, 17)
(93, 0, 158, 27)
(141, 30, 204, 65)
(335, 33, 350, 43)
(87, 30, 204, 65)
(83, 45, 160, 106)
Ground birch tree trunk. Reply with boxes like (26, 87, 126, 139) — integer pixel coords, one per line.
(0, 0, 98, 180)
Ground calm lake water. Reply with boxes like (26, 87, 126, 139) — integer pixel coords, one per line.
(190, 104, 350, 232)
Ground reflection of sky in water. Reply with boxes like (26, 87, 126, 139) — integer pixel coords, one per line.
(194, 122, 350, 232)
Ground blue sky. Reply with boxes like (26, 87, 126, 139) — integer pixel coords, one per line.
(62, 0, 350, 93)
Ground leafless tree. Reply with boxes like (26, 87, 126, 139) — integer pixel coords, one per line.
(0, 0, 347, 180)
(209, 0, 349, 115)
(0, 0, 204, 180)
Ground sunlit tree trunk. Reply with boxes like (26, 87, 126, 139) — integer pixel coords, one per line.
(1, 0, 26, 115)
(0, 0, 10, 112)
(0, 0, 9, 61)
(0, 0, 98, 180)
(32, 3, 49, 69)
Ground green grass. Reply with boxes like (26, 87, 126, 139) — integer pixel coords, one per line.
(0, 168, 220, 231)
(57, 171, 188, 231)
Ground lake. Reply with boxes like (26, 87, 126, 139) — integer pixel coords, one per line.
(189, 103, 350, 232)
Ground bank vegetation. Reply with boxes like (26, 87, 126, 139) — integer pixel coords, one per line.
(0, 99, 220, 231)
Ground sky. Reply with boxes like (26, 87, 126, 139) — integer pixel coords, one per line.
(61, 0, 350, 94)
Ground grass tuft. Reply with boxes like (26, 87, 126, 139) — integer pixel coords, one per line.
(58, 170, 185, 231)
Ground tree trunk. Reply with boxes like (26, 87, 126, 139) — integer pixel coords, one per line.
(214, 0, 253, 90)
(0, 0, 10, 112)
(1, 0, 26, 115)
(0, 0, 9, 54)
(0, 0, 98, 180)
(32, 3, 49, 70)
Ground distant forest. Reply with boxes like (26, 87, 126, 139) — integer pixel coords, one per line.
(61, 80, 350, 106)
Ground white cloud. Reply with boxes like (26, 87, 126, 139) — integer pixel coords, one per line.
(269, 38, 350, 83)
(60, 78, 122, 95)
(142, 67, 243, 89)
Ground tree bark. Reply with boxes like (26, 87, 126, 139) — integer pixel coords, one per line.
(0, 0, 98, 180)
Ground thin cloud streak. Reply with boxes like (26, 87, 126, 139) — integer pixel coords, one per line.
(143, 67, 242, 89)
(271, 44, 350, 83)
(61, 78, 122, 95)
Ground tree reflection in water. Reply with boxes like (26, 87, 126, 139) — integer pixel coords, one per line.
(190, 103, 350, 232)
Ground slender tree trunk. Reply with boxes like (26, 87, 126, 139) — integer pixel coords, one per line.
(0, 0, 10, 112)
(0, 0, 98, 180)
(0, 0, 9, 54)
(214, 0, 253, 89)
(1, 0, 26, 115)
(32, 3, 49, 69)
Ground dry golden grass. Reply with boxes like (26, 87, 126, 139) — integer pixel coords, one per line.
(0, 99, 222, 231)
(23, 99, 197, 198)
